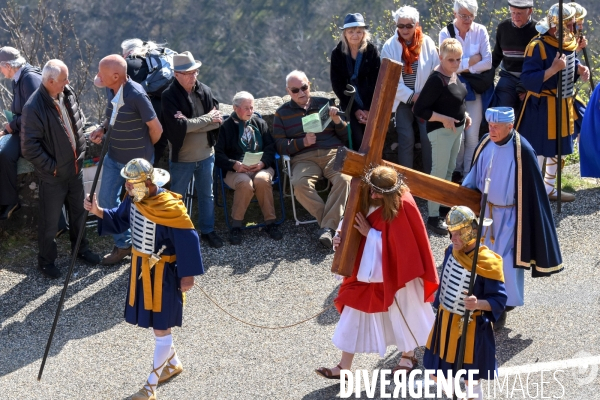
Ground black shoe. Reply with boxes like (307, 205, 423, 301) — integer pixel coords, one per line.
(38, 264, 61, 279)
(263, 224, 283, 241)
(451, 171, 463, 184)
(427, 216, 447, 235)
(439, 206, 451, 220)
(77, 250, 101, 265)
(201, 231, 224, 248)
(494, 310, 508, 331)
(317, 228, 334, 248)
(0, 202, 20, 220)
(229, 227, 242, 245)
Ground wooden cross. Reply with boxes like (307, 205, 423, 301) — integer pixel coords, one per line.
(331, 58, 482, 277)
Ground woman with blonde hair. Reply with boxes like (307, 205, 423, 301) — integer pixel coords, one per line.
(413, 38, 472, 235)
(381, 6, 440, 175)
(330, 13, 380, 149)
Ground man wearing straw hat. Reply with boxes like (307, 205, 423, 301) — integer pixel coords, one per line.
(161, 51, 224, 248)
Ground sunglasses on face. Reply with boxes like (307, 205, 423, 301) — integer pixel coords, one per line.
(288, 84, 309, 94)
(397, 24, 415, 29)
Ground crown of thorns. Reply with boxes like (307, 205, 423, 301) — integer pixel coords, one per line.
(361, 164, 405, 194)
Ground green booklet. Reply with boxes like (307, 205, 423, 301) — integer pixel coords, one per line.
(3, 110, 14, 123)
(301, 103, 332, 133)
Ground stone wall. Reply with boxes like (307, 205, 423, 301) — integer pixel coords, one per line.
(0, 91, 423, 233)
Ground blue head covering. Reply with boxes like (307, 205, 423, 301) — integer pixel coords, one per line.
(340, 13, 369, 30)
(485, 107, 515, 123)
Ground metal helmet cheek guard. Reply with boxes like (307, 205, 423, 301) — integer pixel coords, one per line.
(443, 205, 494, 247)
(445, 206, 479, 247)
(536, 3, 576, 41)
(120, 158, 170, 202)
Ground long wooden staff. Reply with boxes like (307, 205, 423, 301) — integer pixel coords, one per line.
(554, 0, 564, 213)
(453, 153, 494, 400)
(38, 85, 125, 381)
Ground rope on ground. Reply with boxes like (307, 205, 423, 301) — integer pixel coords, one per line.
(195, 282, 335, 330)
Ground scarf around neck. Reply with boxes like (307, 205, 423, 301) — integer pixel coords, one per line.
(398, 26, 423, 75)
(232, 112, 263, 153)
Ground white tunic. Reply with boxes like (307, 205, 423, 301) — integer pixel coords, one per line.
(332, 208, 436, 357)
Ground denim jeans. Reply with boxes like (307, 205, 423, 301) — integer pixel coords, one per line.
(169, 155, 215, 234)
(98, 154, 131, 249)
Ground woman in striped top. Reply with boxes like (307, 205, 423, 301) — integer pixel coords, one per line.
(381, 6, 440, 176)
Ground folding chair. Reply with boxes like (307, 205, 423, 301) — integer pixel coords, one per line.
(281, 154, 330, 225)
(214, 153, 285, 230)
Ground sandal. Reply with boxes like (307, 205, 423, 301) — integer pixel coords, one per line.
(315, 364, 343, 379)
(392, 354, 418, 374)
(132, 360, 165, 400)
(158, 353, 183, 383)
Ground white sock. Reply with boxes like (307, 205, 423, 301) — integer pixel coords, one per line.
(167, 345, 182, 367)
(145, 334, 173, 390)
(466, 381, 483, 399)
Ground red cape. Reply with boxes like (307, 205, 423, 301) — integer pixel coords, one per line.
(335, 191, 439, 314)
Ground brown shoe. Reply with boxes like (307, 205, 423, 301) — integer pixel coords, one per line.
(548, 190, 575, 202)
(101, 245, 132, 265)
(158, 353, 183, 383)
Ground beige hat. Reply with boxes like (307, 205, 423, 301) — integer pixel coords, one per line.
(173, 51, 202, 72)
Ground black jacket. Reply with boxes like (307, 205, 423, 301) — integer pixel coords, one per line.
(21, 84, 86, 182)
(215, 113, 276, 172)
(330, 42, 380, 113)
(8, 63, 42, 136)
(161, 78, 219, 162)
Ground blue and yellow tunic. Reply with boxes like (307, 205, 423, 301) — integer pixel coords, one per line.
(424, 245, 507, 381)
(99, 189, 204, 330)
(516, 33, 580, 157)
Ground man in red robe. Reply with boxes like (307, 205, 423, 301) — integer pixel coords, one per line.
(315, 165, 439, 379)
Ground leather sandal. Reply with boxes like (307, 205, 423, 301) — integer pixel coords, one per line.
(158, 353, 183, 383)
(315, 364, 343, 379)
(392, 354, 418, 374)
(132, 360, 165, 399)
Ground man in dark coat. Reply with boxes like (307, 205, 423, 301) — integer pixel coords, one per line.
(0, 46, 42, 220)
(21, 59, 100, 279)
(215, 91, 282, 245)
(161, 51, 224, 248)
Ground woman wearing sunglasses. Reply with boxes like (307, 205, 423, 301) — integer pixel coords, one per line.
(330, 13, 380, 150)
(381, 6, 440, 177)
(439, 0, 493, 184)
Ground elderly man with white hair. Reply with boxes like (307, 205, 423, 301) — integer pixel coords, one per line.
(21, 59, 100, 278)
(381, 6, 439, 175)
(462, 107, 563, 330)
(215, 91, 282, 245)
(272, 70, 350, 247)
(0, 47, 42, 220)
(439, 0, 493, 183)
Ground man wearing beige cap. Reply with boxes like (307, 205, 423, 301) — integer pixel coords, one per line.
(489, 0, 538, 112)
(161, 51, 224, 248)
(0, 46, 42, 220)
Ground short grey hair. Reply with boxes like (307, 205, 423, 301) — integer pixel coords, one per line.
(285, 70, 308, 86)
(121, 38, 164, 58)
(454, 0, 478, 15)
(232, 91, 254, 107)
(42, 59, 67, 83)
(392, 6, 420, 24)
(1, 56, 26, 69)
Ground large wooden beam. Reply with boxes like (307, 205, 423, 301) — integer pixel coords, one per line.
(334, 147, 482, 213)
(330, 58, 402, 276)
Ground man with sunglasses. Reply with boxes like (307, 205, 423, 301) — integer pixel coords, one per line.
(272, 70, 350, 248)
(161, 51, 224, 248)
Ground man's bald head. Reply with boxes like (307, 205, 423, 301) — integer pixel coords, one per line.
(95, 54, 127, 90)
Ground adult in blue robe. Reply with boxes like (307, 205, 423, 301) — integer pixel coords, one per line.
(580, 85, 600, 178)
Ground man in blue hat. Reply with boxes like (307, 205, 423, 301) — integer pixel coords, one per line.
(462, 107, 563, 330)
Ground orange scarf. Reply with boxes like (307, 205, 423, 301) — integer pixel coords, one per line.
(398, 26, 423, 75)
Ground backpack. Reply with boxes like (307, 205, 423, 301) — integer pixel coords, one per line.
(142, 47, 177, 96)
